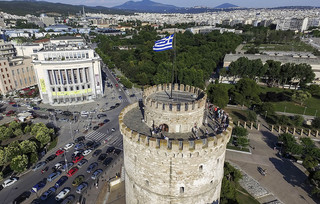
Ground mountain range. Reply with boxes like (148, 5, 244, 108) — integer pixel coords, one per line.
(113, 0, 240, 13)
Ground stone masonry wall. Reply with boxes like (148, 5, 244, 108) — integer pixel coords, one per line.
(120, 103, 233, 204)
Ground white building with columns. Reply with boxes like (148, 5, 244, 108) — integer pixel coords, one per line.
(32, 37, 103, 105)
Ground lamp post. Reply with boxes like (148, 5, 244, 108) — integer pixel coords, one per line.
(303, 107, 307, 115)
(315, 110, 318, 117)
(265, 111, 267, 119)
(284, 106, 287, 113)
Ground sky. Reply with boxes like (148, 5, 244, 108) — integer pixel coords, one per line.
(7, 0, 320, 8)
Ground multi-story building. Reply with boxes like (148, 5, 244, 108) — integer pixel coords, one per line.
(0, 40, 37, 95)
(32, 36, 103, 105)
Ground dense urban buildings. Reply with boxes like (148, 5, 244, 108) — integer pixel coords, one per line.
(33, 36, 103, 105)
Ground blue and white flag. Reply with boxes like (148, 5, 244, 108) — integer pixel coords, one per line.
(153, 34, 174, 52)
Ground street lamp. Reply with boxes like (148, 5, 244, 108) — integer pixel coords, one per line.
(284, 106, 287, 113)
(303, 107, 307, 115)
(265, 111, 267, 119)
(315, 110, 318, 117)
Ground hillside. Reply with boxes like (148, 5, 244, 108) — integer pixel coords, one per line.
(113, 0, 179, 12)
(0, 1, 131, 16)
(215, 3, 239, 9)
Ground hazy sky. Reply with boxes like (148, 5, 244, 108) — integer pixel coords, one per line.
(9, 0, 320, 8)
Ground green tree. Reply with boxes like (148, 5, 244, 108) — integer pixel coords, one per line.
(303, 155, 318, 170)
(292, 90, 311, 105)
(277, 115, 290, 126)
(247, 110, 257, 122)
(4, 145, 21, 163)
(8, 121, 21, 130)
(291, 115, 304, 127)
(220, 162, 242, 204)
(10, 154, 28, 173)
(29, 152, 38, 165)
(19, 140, 37, 154)
(230, 78, 261, 106)
(0, 148, 5, 166)
(265, 60, 281, 87)
(24, 125, 31, 134)
(14, 129, 23, 137)
(35, 127, 51, 146)
(0, 126, 7, 140)
(305, 84, 320, 96)
(232, 126, 248, 137)
(31, 123, 47, 135)
(312, 117, 320, 129)
(258, 102, 275, 115)
(207, 84, 229, 108)
(279, 133, 303, 155)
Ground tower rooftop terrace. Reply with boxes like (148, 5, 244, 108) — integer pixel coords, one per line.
(147, 90, 201, 103)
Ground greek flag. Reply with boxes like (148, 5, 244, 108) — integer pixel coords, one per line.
(153, 34, 174, 52)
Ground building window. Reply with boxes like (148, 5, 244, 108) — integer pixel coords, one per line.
(0, 68, 2, 72)
(0, 63, 1, 66)
(70, 86, 73, 91)
(88, 84, 90, 89)
(24, 78, 27, 84)
(199, 165, 203, 172)
(22, 68, 24, 73)
(64, 87, 67, 91)
(5, 68, 7, 72)
(29, 77, 31, 83)
(12, 70, 14, 76)
(76, 86, 79, 90)
(52, 88, 55, 92)
(58, 87, 61, 92)
(180, 187, 184, 194)
(7, 74, 9, 77)
(2, 75, 4, 78)
(3, 62, 5, 65)
(145, 180, 149, 186)
(4, 80, 6, 84)
(5, 87, 8, 91)
(10, 85, 12, 89)
(33, 76, 36, 82)
(20, 79, 22, 85)
(14, 80, 17, 87)
(26, 67, 29, 72)
(17, 69, 20, 74)
(82, 85, 85, 89)
(8, 79, 10, 83)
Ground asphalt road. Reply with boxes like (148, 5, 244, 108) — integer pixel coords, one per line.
(0, 66, 133, 204)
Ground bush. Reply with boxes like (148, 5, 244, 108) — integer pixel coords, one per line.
(312, 117, 320, 129)
(232, 126, 248, 137)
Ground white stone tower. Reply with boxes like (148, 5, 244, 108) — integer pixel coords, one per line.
(119, 83, 233, 204)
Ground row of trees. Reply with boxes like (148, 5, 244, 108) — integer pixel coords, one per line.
(96, 29, 242, 88)
(278, 133, 320, 197)
(0, 122, 55, 174)
(220, 57, 315, 88)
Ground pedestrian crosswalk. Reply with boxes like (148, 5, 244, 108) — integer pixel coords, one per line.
(85, 130, 123, 149)
(85, 131, 108, 142)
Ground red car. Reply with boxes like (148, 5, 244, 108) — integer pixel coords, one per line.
(67, 167, 79, 177)
(6, 110, 15, 116)
(72, 155, 84, 164)
(98, 123, 104, 127)
(55, 149, 65, 156)
(9, 101, 16, 105)
(115, 83, 119, 87)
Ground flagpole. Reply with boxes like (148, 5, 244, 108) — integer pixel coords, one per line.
(171, 30, 176, 99)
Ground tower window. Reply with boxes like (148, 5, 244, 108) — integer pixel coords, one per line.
(199, 165, 203, 172)
(180, 187, 184, 194)
(145, 180, 149, 186)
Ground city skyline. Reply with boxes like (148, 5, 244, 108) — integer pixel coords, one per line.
(2, 0, 320, 8)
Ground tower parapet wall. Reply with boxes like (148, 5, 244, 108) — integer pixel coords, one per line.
(120, 102, 233, 204)
(143, 84, 207, 133)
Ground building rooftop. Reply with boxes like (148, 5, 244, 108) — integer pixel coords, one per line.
(123, 105, 227, 140)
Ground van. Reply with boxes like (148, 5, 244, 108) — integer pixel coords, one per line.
(47, 171, 61, 182)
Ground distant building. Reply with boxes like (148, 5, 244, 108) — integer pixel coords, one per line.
(276, 18, 309, 32)
(33, 36, 103, 105)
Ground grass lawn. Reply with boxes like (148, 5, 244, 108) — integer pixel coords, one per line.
(224, 108, 248, 122)
(227, 145, 250, 152)
(236, 185, 260, 204)
(272, 97, 320, 116)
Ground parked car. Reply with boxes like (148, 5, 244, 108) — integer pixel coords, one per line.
(75, 136, 85, 143)
(103, 157, 113, 167)
(92, 149, 102, 157)
(97, 113, 107, 118)
(91, 141, 101, 150)
(73, 155, 84, 164)
(67, 167, 79, 177)
(91, 169, 103, 180)
(77, 159, 88, 168)
(32, 161, 47, 171)
(76, 182, 88, 194)
(72, 175, 84, 186)
(61, 162, 74, 172)
(6, 110, 15, 116)
(31, 179, 47, 193)
(106, 146, 115, 154)
(54, 161, 66, 170)
(93, 126, 99, 130)
(40, 187, 56, 200)
(55, 187, 71, 201)
(55, 149, 65, 156)
(114, 149, 122, 156)
(55, 176, 68, 188)
(86, 162, 98, 173)
(85, 141, 94, 149)
(61, 195, 75, 204)
(47, 171, 62, 182)
(103, 119, 110, 124)
(33, 106, 40, 110)
(74, 143, 84, 150)
(2, 177, 18, 188)
(98, 123, 105, 127)
(45, 154, 57, 163)
(98, 153, 107, 162)
(64, 143, 74, 150)
(62, 111, 72, 116)
(82, 149, 92, 156)
(13, 191, 31, 204)
(41, 166, 49, 174)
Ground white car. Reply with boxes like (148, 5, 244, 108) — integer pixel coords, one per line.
(82, 149, 92, 156)
(55, 187, 70, 201)
(64, 143, 74, 150)
(2, 177, 18, 188)
(54, 162, 65, 170)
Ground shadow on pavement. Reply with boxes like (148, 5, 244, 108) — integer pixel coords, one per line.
(260, 130, 279, 149)
(269, 157, 320, 203)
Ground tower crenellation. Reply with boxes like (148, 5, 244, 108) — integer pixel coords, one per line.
(120, 84, 232, 204)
